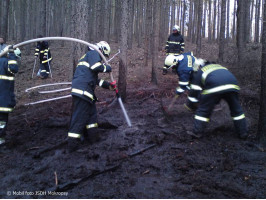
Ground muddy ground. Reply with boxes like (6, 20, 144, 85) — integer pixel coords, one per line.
(0, 40, 265, 199)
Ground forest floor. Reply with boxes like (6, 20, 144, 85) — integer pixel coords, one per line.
(0, 39, 265, 199)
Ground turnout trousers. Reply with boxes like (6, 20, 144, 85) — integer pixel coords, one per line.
(193, 92, 247, 137)
(40, 61, 51, 78)
(68, 96, 98, 140)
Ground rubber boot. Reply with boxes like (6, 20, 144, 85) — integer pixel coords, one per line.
(234, 119, 248, 139)
(86, 128, 101, 144)
(67, 137, 80, 153)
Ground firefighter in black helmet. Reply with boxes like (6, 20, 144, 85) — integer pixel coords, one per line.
(34, 35, 52, 79)
(67, 41, 117, 152)
(0, 46, 21, 145)
(184, 59, 248, 139)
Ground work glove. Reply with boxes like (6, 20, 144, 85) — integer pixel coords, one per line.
(162, 68, 168, 75)
(8, 45, 14, 53)
(109, 80, 117, 91)
(105, 64, 112, 73)
(174, 94, 179, 99)
(174, 94, 180, 99)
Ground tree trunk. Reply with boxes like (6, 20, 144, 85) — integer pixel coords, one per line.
(244, 0, 251, 43)
(137, 0, 143, 48)
(226, 0, 230, 39)
(192, 1, 197, 44)
(255, 0, 261, 43)
(127, 0, 134, 49)
(196, 0, 202, 56)
(219, 0, 226, 62)
(0, 0, 9, 41)
(182, 1, 187, 36)
(114, 0, 121, 43)
(144, 0, 152, 66)
(171, 0, 175, 30)
(232, 0, 237, 41)
(212, 0, 217, 41)
(118, 0, 128, 101)
(40, 0, 47, 36)
(71, 0, 88, 74)
(217, 0, 221, 41)
(202, 0, 207, 38)
(151, 0, 159, 85)
(257, 0, 266, 146)
(250, 0, 254, 41)
(237, 0, 246, 66)
(208, 0, 212, 42)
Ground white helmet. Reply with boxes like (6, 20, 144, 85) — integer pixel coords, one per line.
(193, 58, 206, 71)
(96, 41, 111, 57)
(14, 48, 21, 58)
(173, 25, 180, 32)
(165, 54, 184, 67)
(164, 54, 178, 67)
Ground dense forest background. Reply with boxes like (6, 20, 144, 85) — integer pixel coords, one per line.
(0, 0, 265, 143)
(0, 0, 264, 56)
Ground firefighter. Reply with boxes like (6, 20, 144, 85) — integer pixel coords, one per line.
(67, 41, 117, 152)
(0, 45, 21, 145)
(165, 25, 185, 56)
(34, 35, 52, 79)
(185, 59, 248, 139)
(163, 52, 196, 98)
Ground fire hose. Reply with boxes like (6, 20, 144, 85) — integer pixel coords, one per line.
(0, 37, 131, 127)
(27, 49, 121, 94)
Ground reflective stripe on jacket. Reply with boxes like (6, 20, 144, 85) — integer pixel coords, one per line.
(71, 50, 112, 103)
(188, 64, 240, 103)
(0, 53, 19, 112)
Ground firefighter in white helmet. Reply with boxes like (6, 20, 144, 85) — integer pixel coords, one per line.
(67, 41, 116, 152)
(164, 52, 196, 99)
(165, 25, 185, 56)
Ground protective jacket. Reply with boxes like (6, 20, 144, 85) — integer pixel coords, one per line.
(174, 52, 195, 95)
(165, 32, 185, 54)
(71, 50, 112, 103)
(187, 63, 247, 137)
(188, 64, 239, 104)
(0, 53, 19, 113)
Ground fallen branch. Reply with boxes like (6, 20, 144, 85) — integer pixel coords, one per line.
(26, 146, 41, 151)
(128, 144, 156, 157)
(47, 165, 120, 192)
(138, 93, 155, 105)
(54, 171, 58, 187)
(108, 144, 157, 162)
(33, 139, 68, 158)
